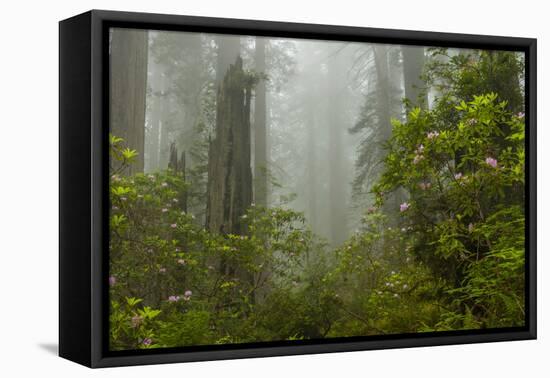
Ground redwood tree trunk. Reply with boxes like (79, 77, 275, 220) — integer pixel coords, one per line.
(402, 46, 426, 109)
(254, 38, 268, 207)
(374, 45, 405, 217)
(205, 56, 253, 236)
(146, 60, 163, 172)
(110, 28, 149, 174)
(215, 35, 241, 85)
(373, 45, 392, 140)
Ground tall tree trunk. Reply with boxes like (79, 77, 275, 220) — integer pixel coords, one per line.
(402, 46, 426, 109)
(373, 45, 392, 140)
(158, 92, 170, 171)
(327, 48, 347, 246)
(215, 35, 241, 85)
(180, 34, 204, 166)
(146, 60, 163, 172)
(374, 45, 405, 216)
(110, 28, 149, 174)
(254, 37, 268, 207)
(206, 56, 253, 236)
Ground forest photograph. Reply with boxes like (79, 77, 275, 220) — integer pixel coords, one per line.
(108, 27, 526, 351)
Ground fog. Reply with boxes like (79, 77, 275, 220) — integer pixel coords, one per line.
(112, 28, 437, 245)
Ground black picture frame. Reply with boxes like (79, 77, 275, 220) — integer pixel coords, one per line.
(59, 9, 537, 368)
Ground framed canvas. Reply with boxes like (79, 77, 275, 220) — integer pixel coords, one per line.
(59, 9, 537, 368)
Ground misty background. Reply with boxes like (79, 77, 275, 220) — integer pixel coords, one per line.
(110, 28, 460, 246)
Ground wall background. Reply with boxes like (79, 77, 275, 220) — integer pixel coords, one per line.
(0, 0, 546, 376)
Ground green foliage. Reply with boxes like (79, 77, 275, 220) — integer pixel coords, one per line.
(110, 134, 138, 175)
(109, 297, 161, 350)
(109, 138, 324, 348)
(424, 49, 524, 114)
(372, 92, 525, 329)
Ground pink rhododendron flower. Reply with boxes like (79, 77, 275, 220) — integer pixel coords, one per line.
(170, 223, 177, 228)
(168, 295, 180, 302)
(517, 112, 525, 119)
(454, 172, 463, 180)
(142, 338, 152, 345)
(427, 131, 439, 139)
(109, 276, 116, 286)
(485, 157, 498, 168)
(400, 202, 410, 212)
(183, 290, 192, 300)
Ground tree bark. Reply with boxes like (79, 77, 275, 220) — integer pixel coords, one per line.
(373, 45, 407, 217)
(145, 60, 164, 172)
(215, 35, 241, 85)
(206, 56, 253, 236)
(402, 46, 426, 109)
(254, 38, 268, 207)
(180, 34, 203, 166)
(110, 28, 149, 174)
(373, 45, 392, 140)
